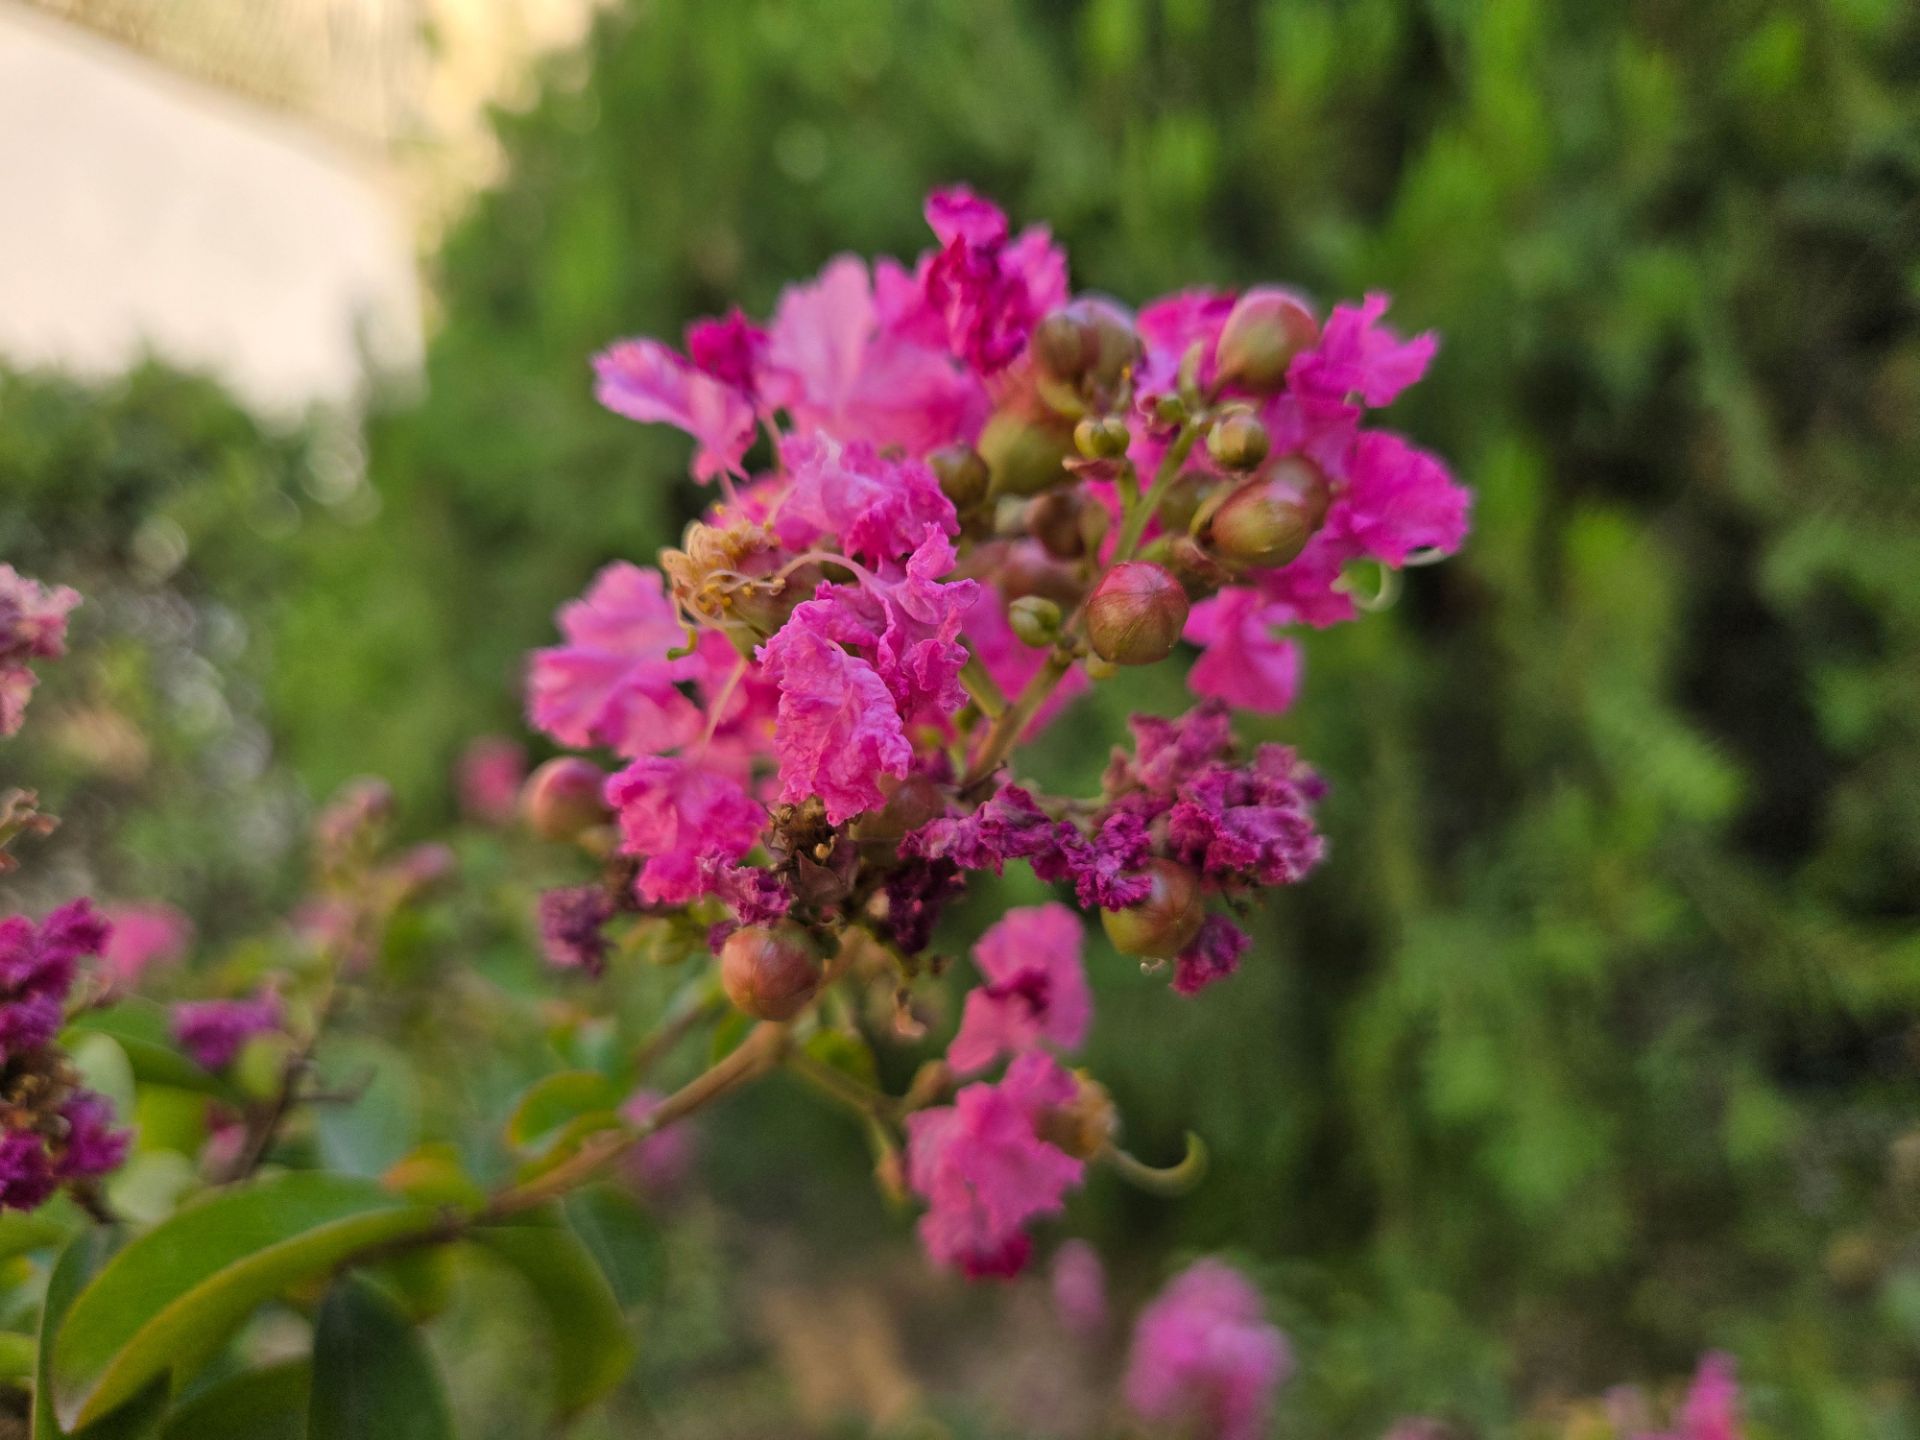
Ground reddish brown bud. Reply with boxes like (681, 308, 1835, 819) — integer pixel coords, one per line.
(1085, 562, 1189, 667)
(1206, 408, 1270, 471)
(1028, 491, 1087, 560)
(1100, 860, 1206, 960)
(521, 757, 611, 842)
(1215, 287, 1319, 393)
(929, 444, 990, 510)
(719, 923, 827, 1021)
(979, 410, 1073, 497)
(1205, 456, 1330, 569)
(854, 773, 946, 845)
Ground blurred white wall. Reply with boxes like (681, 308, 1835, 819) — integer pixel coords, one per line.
(0, 5, 422, 413)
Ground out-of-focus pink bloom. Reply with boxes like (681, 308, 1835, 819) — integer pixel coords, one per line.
(1288, 292, 1436, 408)
(620, 1088, 698, 1199)
(457, 736, 527, 825)
(1632, 1353, 1744, 1440)
(606, 755, 765, 905)
(527, 563, 704, 757)
(292, 896, 357, 956)
(686, 308, 769, 396)
(1174, 914, 1251, 997)
(904, 1052, 1085, 1278)
(171, 991, 283, 1071)
(1184, 589, 1303, 715)
(948, 902, 1090, 1075)
(1135, 288, 1234, 407)
(1051, 1239, 1108, 1339)
(921, 184, 1068, 375)
(99, 902, 193, 987)
(757, 618, 913, 824)
(764, 255, 986, 454)
(1124, 1258, 1293, 1440)
(593, 338, 756, 481)
(0, 899, 109, 1063)
(0, 565, 80, 737)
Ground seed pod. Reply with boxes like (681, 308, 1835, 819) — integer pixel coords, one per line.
(1031, 310, 1099, 385)
(929, 445, 990, 510)
(999, 546, 1085, 610)
(1072, 415, 1131, 462)
(719, 923, 827, 1021)
(979, 410, 1073, 497)
(1206, 408, 1271, 471)
(1205, 456, 1331, 570)
(1215, 287, 1319, 393)
(1085, 563, 1189, 666)
(1008, 595, 1063, 648)
(1100, 860, 1206, 960)
(521, 758, 611, 842)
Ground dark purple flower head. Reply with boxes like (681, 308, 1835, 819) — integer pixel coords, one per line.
(686, 308, 769, 396)
(0, 899, 109, 1063)
(171, 991, 284, 1072)
(1173, 914, 1251, 996)
(536, 885, 616, 978)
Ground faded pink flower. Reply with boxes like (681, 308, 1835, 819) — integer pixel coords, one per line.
(0, 565, 80, 737)
(948, 902, 1090, 1075)
(593, 338, 756, 481)
(756, 617, 913, 824)
(904, 1052, 1085, 1278)
(606, 755, 765, 906)
(1636, 1353, 1744, 1440)
(537, 884, 614, 976)
(1124, 1259, 1293, 1440)
(99, 902, 193, 987)
(1051, 1239, 1108, 1338)
(1184, 588, 1303, 714)
(620, 1088, 698, 1199)
(457, 736, 527, 825)
(1288, 292, 1437, 408)
(527, 563, 703, 757)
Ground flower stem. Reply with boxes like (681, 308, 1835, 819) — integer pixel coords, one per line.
(1112, 421, 1201, 564)
(961, 646, 1072, 789)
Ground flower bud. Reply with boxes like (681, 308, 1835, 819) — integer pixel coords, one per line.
(854, 773, 946, 846)
(929, 445, 990, 511)
(1205, 456, 1330, 569)
(1206, 408, 1270, 471)
(1069, 298, 1145, 395)
(1085, 563, 1189, 666)
(521, 757, 611, 842)
(1072, 415, 1131, 461)
(1031, 310, 1098, 385)
(1215, 287, 1319, 392)
(719, 923, 827, 1022)
(1028, 492, 1086, 560)
(999, 547, 1085, 610)
(1008, 595, 1063, 648)
(1100, 860, 1205, 960)
(1037, 1073, 1118, 1160)
(979, 410, 1073, 497)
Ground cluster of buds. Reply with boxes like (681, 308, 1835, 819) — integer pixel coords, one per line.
(521, 188, 1467, 1276)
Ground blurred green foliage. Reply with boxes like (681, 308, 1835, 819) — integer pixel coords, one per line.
(6, 0, 1919, 1434)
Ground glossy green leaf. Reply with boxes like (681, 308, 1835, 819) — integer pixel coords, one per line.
(308, 1277, 453, 1440)
(801, 1028, 878, 1088)
(504, 1070, 619, 1152)
(36, 1228, 118, 1440)
(471, 1216, 634, 1416)
(562, 1184, 665, 1309)
(312, 1037, 422, 1178)
(50, 1173, 447, 1429)
(160, 1362, 309, 1440)
(0, 1331, 35, 1381)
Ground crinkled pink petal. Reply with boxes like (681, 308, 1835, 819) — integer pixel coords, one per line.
(1184, 589, 1303, 714)
(775, 434, 957, 563)
(606, 755, 766, 905)
(947, 902, 1089, 1074)
(593, 338, 756, 481)
(1288, 291, 1436, 408)
(756, 619, 912, 824)
(1330, 430, 1471, 566)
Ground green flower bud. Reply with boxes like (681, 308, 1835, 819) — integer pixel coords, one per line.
(1206, 407, 1271, 471)
(929, 444, 990, 511)
(1100, 860, 1205, 959)
(1205, 456, 1331, 569)
(1008, 595, 1064, 648)
(979, 410, 1072, 497)
(1028, 492, 1087, 560)
(1215, 287, 1319, 393)
(1085, 562, 1189, 666)
(1073, 414, 1132, 461)
(719, 923, 827, 1022)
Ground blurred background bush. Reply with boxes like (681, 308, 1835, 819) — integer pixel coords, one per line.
(5, 0, 1918, 1434)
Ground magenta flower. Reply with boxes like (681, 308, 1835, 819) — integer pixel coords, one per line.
(99, 902, 193, 988)
(593, 337, 756, 482)
(1184, 588, 1303, 715)
(757, 618, 913, 824)
(527, 563, 704, 757)
(605, 755, 765, 906)
(921, 184, 1068, 375)
(1632, 1353, 1744, 1440)
(1124, 1258, 1293, 1440)
(0, 564, 80, 737)
(619, 1088, 698, 1199)
(1165, 745, 1326, 889)
(685, 308, 768, 396)
(947, 902, 1090, 1075)
(0, 899, 109, 1062)
(171, 991, 284, 1072)
(1287, 291, 1437, 407)
(904, 1052, 1086, 1278)
(456, 735, 527, 825)
(536, 884, 615, 976)
(1173, 914, 1251, 997)
(775, 433, 957, 565)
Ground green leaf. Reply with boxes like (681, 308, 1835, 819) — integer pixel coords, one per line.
(471, 1216, 634, 1416)
(64, 1002, 225, 1097)
(562, 1184, 664, 1309)
(308, 1277, 454, 1440)
(801, 1028, 878, 1089)
(312, 1038, 422, 1178)
(36, 1228, 119, 1439)
(68, 1036, 137, 1128)
(0, 1208, 76, 1267)
(504, 1070, 620, 1152)
(161, 1363, 309, 1440)
(51, 1173, 448, 1429)
(0, 1331, 35, 1381)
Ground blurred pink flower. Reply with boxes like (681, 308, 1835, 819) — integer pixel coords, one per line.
(947, 902, 1089, 1075)
(456, 736, 526, 825)
(1124, 1258, 1293, 1440)
(1050, 1239, 1108, 1339)
(620, 1088, 698, 1199)
(98, 902, 192, 987)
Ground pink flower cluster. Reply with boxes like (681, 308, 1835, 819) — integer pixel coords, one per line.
(521, 187, 1466, 1277)
(1124, 1258, 1294, 1440)
(0, 901, 130, 1210)
(171, 991, 284, 1072)
(0, 564, 79, 738)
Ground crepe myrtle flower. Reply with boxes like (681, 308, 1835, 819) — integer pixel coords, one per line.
(519, 186, 1465, 1277)
(1124, 1259, 1293, 1440)
(172, 990, 284, 1072)
(0, 564, 80, 738)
